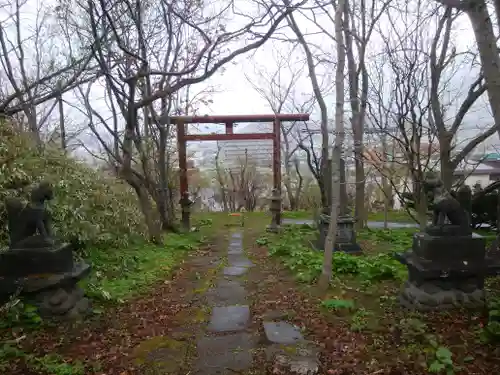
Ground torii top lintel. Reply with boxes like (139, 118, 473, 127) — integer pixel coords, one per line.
(164, 113, 310, 124)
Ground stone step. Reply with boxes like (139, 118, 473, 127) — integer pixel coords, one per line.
(196, 333, 255, 375)
(205, 279, 247, 306)
(227, 255, 254, 268)
(207, 305, 250, 332)
(223, 266, 248, 276)
(267, 344, 320, 375)
(262, 317, 320, 375)
(263, 321, 304, 344)
(229, 240, 242, 248)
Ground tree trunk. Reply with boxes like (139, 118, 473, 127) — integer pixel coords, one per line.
(125, 173, 162, 244)
(440, 155, 454, 191)
(287, 10, 330, 214)
(382, 174, 391, 229)
(318, 0, 346, 291)
(466, 1, 500, 138)
(156, 124, 177, 231)
(354, 155, 365, 228)
(153, 190, 178, 232)
(319, 151, 341, 291)
(284, 180, 297, 210)
(57, 81, 66, 152)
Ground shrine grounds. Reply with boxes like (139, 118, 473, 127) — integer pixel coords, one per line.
(1, 211, 500, 375)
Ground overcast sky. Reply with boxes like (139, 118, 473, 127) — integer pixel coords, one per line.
(2, 0, 498, 163)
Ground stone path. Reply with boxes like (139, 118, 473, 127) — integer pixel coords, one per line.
(195, 230, 320, 375)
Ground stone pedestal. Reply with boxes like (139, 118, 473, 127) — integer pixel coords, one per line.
(0, 243, 74, 277)
(394, 233, 500, 311)
(267, 190, 281, 233)
(24, 261, 92, 319)
(0, 244, 92, 320)
(316, 214, 361, 254)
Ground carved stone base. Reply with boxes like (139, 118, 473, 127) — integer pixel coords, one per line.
(28, 285, 91, 319)
(0, 261, 92, 320)
(0, 243, 74, 277)
(399, 280, 485, 311)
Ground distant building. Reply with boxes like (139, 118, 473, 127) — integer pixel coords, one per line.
(453, 153, 500, 188)
(217, 122, 273, 170)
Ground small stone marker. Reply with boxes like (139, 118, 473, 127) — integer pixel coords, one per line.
(224, 266, 247, 276)
(208, 305, 250, 332)
(263, 321, 304, 344)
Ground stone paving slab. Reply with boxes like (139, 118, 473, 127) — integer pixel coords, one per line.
(231, 232, 243, 239)
(229, 240, 242, 247)
(205, 279, 247, 306)
(224, 266, 248, 276)
(228, 248, 244, 255)
(196, 333, 255, 374)
(132, 336, 190, 373)
(265, 342, 320, 375)
(208, 305, 250, 332)
(263, 321, 304, 344)
(227, 255, 254, 268)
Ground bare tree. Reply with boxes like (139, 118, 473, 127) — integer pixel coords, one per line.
(436, 0, 500, 139)
(245, 45, 307, 210)
(213, 146, 269, 212)
(301, 0, 391, 228)
(286, 3, 331, 211)
(365, 1, 497, 229)
(369, 1, 437, 228)
(56, 0, 305, 241)
(0, 0, 98, 143)
(428, 6, 498, 189)
(319, 0, 346, 291)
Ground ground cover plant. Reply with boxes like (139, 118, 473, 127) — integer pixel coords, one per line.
(0, 122, 146, 249)
(257, 221, 500, 374)
(0, 123, 206, 373)
(1, 206, 500, 374)
(0, 231, 205, 374)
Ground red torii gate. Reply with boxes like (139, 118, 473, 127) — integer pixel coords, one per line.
(164, 113, 310, 229)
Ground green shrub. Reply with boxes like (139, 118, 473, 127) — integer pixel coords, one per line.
(0, 121, 146, 249)
(83, 233, 201, 302)
(268, 225, 407, 283)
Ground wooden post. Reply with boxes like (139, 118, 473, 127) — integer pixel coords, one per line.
(273, 118, 282, 225)
(177, 122, 190, 230)
(164, 114, 309, 228)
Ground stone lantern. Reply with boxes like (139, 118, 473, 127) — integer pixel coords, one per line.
(267, 188, 281, 232)
(315, 157, 362, 253)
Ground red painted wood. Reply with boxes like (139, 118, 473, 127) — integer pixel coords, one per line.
(183, 133, 274, 141)
(167, 113, 309, 124)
